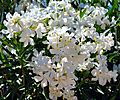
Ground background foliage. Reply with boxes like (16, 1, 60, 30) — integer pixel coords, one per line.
(0, 0, 120, 100)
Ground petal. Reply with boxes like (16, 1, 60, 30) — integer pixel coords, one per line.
(41, 79, 47, 87)
(24, 40, 28, 47)
(29, 38, 34, 45)
(34, 76, 43, 82)
(99, 77, 106, 86)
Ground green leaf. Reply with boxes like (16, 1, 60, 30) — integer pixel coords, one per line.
(80, 8, 86, 18)
(110, 96, 116, 100)
(113, 0, 118, 9)
(107, 0, 119, 16)
(117, 23, 120, 27)
(108, 51, 119, 62)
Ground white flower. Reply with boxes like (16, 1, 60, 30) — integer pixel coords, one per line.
(111, 16, 116, 26)
(63, 90, 77, 100)
(15, 0, 31, 13)
(113, 64, 120, 74)
(78, 58, 94, 71)
(19, 28, 35, 47)
(97, 55, 107, 66)
(5, 12, 21, 26)
(32, 50, 50, 71)
(91, 66, 118, 86)
(3, 12, 22, 38)
(96, 32, 114, 52)
(101, 16, 110, 29)
(49, 86, 62, 100)
(48, 63, 76, 88)
(108, 70, 118, 82)
(33, 72, 48, 87)
(35, 23, 46, 38)
(80, 42, 96, 54)
(67, 54, 88, 66)
(2, 0, 117, 99)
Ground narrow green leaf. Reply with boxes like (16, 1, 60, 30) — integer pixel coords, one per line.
(80, 8, 86, 18)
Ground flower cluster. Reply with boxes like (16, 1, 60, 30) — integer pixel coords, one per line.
(2, 0, 118, 99)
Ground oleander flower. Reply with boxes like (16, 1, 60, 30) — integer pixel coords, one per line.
(35, 23, 46, 38)
(3, 12, 22, 38)
(91, 66, 118, 86)
(2, 0, 118, 99)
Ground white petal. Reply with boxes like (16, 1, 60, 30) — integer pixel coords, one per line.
(41, 79, 47, 87)
(99, 77, 106, 86)
(34, 76, 43, 82)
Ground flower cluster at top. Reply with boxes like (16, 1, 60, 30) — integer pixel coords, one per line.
(2, 0, 118, 99)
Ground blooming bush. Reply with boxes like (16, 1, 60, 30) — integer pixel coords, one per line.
(0, 0, 120, 100)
